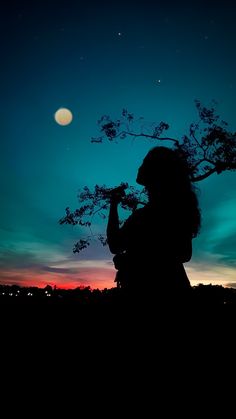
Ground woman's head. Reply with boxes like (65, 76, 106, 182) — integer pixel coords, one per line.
(136, 146, 201, 237)
(136, 146, 190, 190)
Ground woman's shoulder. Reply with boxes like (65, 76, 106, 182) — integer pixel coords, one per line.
(125, 205, 155, 226)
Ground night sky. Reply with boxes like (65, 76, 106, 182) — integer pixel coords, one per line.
(1, 0, 236, 289)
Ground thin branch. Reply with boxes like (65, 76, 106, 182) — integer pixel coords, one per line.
(91, 138, 103, 143)
(192, 158, 216, 171)
(120, 130, 180, 145)
(91, 204, 108, 218)
(192, 167, 218, 182)
(91, 129, 180, 145)
(190, 121, 203, 149)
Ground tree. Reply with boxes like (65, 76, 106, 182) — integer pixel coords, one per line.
(59, 100, 236, 253)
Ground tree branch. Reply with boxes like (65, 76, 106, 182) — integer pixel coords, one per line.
(192, 158, 216, 171)
(118, 130, 179, 145)
(192, 167, 218, 182)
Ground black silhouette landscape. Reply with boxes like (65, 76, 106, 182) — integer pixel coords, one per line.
(2, 2, 236, 327)
(1, 283, 236, 307)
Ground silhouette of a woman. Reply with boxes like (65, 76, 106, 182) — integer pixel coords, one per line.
(107, 146, 201, 300)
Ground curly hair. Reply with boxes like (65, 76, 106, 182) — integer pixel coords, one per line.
(137, 146, 201, 238)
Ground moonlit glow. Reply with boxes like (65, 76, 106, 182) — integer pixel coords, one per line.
(54, 108, 73, 126)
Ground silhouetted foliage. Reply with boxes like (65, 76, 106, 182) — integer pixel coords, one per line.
(60, 100, 236, 253)
(92, 100, 236, 182)
(59, 183, 147, 252)
(1, 283, 236, 308)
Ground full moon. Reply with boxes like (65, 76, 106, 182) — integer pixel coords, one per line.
(54, 108, 73, 126)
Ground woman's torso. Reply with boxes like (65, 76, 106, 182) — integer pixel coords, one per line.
(117, 204, 191, 290)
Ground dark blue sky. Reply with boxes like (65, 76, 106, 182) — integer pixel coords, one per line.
(1, 0, 236, 288)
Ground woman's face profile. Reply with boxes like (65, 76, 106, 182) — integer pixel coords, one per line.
(136, 152, 157, 186)
(136, 159, 146, 185)
(136, 155, 171, 191)
(136, 148, 178, 187)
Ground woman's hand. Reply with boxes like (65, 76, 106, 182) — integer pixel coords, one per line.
(109, 185, 126, 205)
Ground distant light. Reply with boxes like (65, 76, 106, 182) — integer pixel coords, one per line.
(45, 291, 48, 294)
(156, 79, 161, 84)
(17, 290, 20, 293)
(9, 293, 13, 296)
(118, 32, 122, 36)
(2, 292, 5, 295)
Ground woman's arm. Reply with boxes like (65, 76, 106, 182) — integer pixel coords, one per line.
(107, 199, 122, 254)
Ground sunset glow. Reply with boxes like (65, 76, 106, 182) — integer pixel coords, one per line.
(1, 1, 236, 291)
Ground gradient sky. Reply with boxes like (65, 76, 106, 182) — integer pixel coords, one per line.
(1, 0, 236, 289)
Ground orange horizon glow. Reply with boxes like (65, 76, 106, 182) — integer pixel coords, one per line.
(0, 266, 116, 290)
(1, 262, 236, 290)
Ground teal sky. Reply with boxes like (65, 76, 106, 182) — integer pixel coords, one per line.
(1, 0, 236, 289)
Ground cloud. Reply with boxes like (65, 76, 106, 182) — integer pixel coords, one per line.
(0, 246, 115, 289)
(0, 226, 14, 233)
(225, 283, 236, 289)
(186, 259, 236, 287)
(210, 233, 236, 267)
(192, 194, 236, 274)
(0, 248, 41, 270)
(0, 266, 115, 289)
(42, 266, 79, 274)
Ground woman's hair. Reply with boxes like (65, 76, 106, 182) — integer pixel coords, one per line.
(137, 146, 201, 237)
